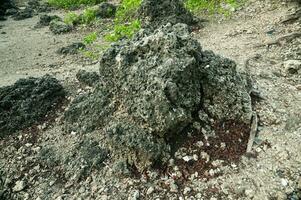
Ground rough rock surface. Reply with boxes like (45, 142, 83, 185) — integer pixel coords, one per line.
(57, 42, 85, 55)
(49, 19, 72, 34)
(37, 14, 61, 27)
(76, 70, 100, 87)
(0, 0, 16, 20)
(64, 23, 252, 171)
(96, 2, 116, 18)
(0, 75, 65, 137)
(138, 0, 197, 28)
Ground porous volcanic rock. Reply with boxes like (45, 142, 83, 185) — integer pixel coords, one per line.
(64, 23, 252, 171)
(57, 42, 85, 55)
(0, 0, 16, 20)
(0, 75, 65, 137)
(96, 2, 116, 18)
(76, 70, 100, 87)
(138, 0, 197, 28)
(49, 19, 72, 34)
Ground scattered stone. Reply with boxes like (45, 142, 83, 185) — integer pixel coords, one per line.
(281, 178, 288, 187)
(96, 2, 116, 18)
(49, 19, 72, 34)
(284, 60, 301, 74)
(146, 186, 155, 195)
(13, 8, 33, 20)
(13, 180, 26, 192)
(76, 70, 100, 87)
(57, 42, 86, 55)
(183, 187, 191, 195)
(170, 181, 178, 193)
(37, 14, 61, 27)
(0, 75, 65, 137)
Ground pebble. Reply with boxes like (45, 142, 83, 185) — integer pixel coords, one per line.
(183, 156, 192, 162)
(296, 85, 301, 90)
(170, 182, 178, 193)
(183, 187, 191, 195)
(146, 186, 155, 195)
(13, 180, 26, 192)
(284, 60, 301, 74)
(25, 143, 32, 147)
(129, 190, 140, 200)
(193, 154, 199, 161)
(281, 178, 288, 187)
(245, 189, 254, 197)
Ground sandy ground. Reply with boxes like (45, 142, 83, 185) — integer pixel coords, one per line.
(0, 0, 300, 199)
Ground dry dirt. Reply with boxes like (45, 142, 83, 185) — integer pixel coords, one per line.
(0, 0, 300, 200)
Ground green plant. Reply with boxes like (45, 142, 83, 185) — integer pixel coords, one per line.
(184, 0, 240, 14)
(48, 0, 103, 9)
(105, 0, 142, 42)
(115, 0, 142, 23)
(105, 19, 141, 42)
(64, 12, 79, 25)
(80, 8, 97, 24)
(83, 32, 98, 44)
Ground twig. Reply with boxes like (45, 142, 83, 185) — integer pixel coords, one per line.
(247, 112, 258, 153)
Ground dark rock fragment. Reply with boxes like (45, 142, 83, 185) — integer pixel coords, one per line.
(49, 19, 72, 34)
(57, 42, 85, 55)
(76, 70, 100, 87)
(96, 2, 116, 18)
(0, 75, 65, 137)
(13, 7, 33, 20)
(37, 14, 61, 27)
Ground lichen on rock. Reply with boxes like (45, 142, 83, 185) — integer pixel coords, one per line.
(65, 23, 252, 171)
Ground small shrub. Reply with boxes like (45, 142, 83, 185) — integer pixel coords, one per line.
(105, 0, 142, 42)
(64, 12, 80, 25)
(105, 19, 141, 42)
(80, 8, 97, 24)
(184, 0, 240, 14)
(48, 0, 104, 9)
(115, 0, 142, 23)
(83, 32, 98, 44)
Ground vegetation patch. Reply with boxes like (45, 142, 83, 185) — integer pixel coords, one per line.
(184, 0, 241, 15)
(48, 0, 104, 9)
(105, 0, 142, 42)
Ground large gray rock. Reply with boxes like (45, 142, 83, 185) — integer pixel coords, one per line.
(0, 75, 65, 137)
(138, 0, 197, 28)
(65, 23, 252, 171)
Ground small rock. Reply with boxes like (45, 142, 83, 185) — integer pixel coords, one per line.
(183, 155, 192, 162)
(296, 85, 301, 90)
(13, 180, 26, 192)
(38, 14, 61, 27)
(25, 143, 32, 147)
(284, 60, 301, 74)
(183, 187, 191, 195)
(281, 178, 288, 187)
(245, 189, 254, 197)
(96, 2, 116, 18)
(170, 182, 178, 193)
(146, 186, 155, 195)
(49, 19, 72, 34)
(129, 190, 140, 200)
(57, 42, 85, 55)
